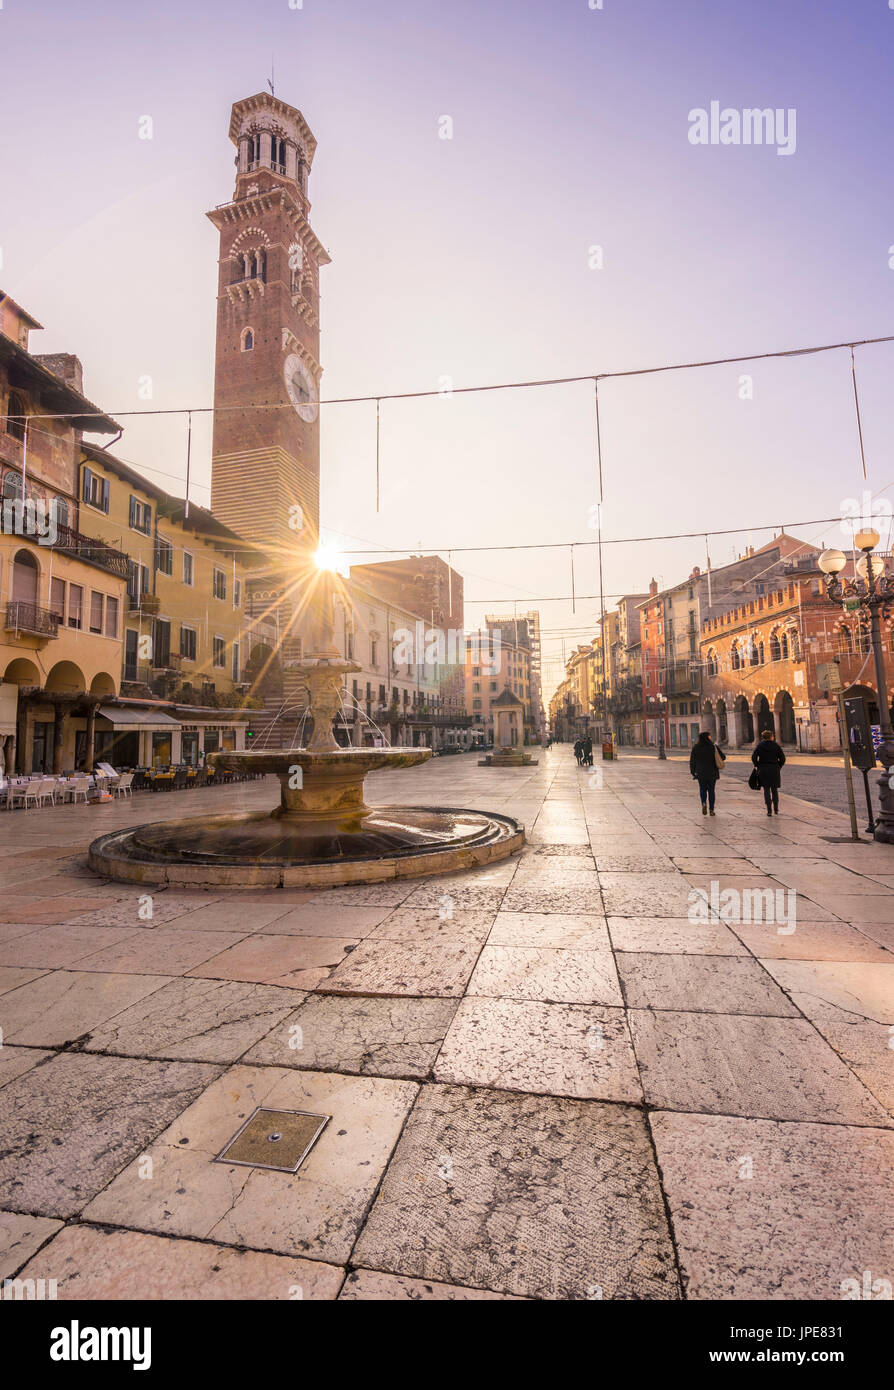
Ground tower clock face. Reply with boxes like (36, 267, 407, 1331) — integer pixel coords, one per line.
(283, 353, 318, 422)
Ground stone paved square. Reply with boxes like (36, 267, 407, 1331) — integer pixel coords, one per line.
(1, 750, 893, 1304)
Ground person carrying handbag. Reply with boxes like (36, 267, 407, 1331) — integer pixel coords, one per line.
(751, 729, 786, 816)
(689, 730, 726, 816)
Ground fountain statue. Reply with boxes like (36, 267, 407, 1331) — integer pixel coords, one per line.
(89, 566, 523, 887)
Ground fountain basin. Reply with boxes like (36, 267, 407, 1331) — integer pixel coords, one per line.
(88, 747, 524, 887)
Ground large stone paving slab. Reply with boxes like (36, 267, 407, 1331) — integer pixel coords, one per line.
(434, 997, 641, 1102)
(19, 1225, 344, 1299)
(339, 1269, 525, 1299)
(487, 912, 610, 950)
(0, 1052, 221, 1217)
(466, 944, 622, 1006)
(759, 959, 894, 1024)
(323, 939, 479, 997)
(616, 953, 798, 1016)
(597, 872, 695, 918)
(0, 922, 142, 970)
(501, 873, 603, 916)
(0, 964, 47, 992)
(84, 1066, 418, 1265)
(0, 1211, 63, 1280)
(606, 916, 745, 955)
(244, 993, 458, 1078)
(651, 1111, 894, 1299)
(368, 907, 495, 948)
(629, 1010, 891, 1125)
(733, 918, 893, 962)
(187, 933, 357, 989)
(83, 977, 303, 1063)
(352, 1084, 679, 1300)
(0, 970, 171, 1047)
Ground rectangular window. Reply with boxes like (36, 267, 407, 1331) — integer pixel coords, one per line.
(129, 496, 152, 534)
(180, 626, 196, 662)
(68, 584, 82, 629)
(105, 595, 119, 639)
(679, 725, 689, 748)
(154, 618, 171, 668)
(213, 568, 226, 601)
(89, 591, 103, 634)
(156, 536, 173, 576)
(82, 468, 109, 514)
(182, 551, 194, 586)
(50, 577, 66, 621)
(124, 629, 139, 682)
(233, 578, 242, 608)
(213, 635, 226, 667)
(670, 725, 678, 747)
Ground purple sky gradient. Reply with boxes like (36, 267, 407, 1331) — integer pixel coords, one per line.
(2, 0, 894, 696)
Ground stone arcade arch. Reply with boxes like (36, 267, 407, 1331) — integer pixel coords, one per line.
(774, 689, 796, 745)
(754, 693, 774, 741)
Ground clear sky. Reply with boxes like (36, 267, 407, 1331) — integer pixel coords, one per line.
(2, 0, 894, 700)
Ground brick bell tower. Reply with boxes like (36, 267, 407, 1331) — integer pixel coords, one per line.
(208, 92, 330, 556)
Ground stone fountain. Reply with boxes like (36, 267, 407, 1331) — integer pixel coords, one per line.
(89, 569, 523, 887)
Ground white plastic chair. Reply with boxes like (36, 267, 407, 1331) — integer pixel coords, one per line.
(114, 771, 134, 799)
(38, 778, 57, 807)
(11, 781, 40, 810)
(70, 776, 90, 805)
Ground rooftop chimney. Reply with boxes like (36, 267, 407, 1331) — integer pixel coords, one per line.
(648, 578, 658, 597)
(34, 352, 84, 394)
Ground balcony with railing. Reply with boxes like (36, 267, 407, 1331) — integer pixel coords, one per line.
(666, 660, 701, 697)
(52, 523, 129, 578)
(5, 600, 60, 639)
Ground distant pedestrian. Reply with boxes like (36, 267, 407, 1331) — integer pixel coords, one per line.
(582, 734, 593, 766)
(751, 729, 786, 816)
(689, 730, 725, 815)
(573, 738, 583, 765)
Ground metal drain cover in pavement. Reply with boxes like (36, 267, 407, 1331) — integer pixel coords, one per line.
(215, 1107, 330, 1174)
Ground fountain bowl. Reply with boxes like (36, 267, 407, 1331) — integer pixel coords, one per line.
(88, 745, 524, 888)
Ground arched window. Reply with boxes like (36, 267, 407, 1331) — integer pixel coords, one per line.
(6, 392, 26, 441)
(241, 328, 254, 352)
(769, 630, 781, 662)
(749, 636, 760, 666)
(758, 641, 765, 665)
(857, 620, 870, 656)
(730, 640, 741, 671)
(12, 548, 38, 605)
(51, 497, 69, 530)
(779, 631, 788, 660)
(838, 624, 853, 657)
(2, 469, 22, 500)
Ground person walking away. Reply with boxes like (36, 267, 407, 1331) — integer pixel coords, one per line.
(573, 738, 583, 765)
(690, 730, 725, 815)
(752, 729, 785, 816)
(582, 734, 593, 766)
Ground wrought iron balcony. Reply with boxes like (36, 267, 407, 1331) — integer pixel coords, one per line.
(5, 600, 59, 638)
(52, 523, 129, 577)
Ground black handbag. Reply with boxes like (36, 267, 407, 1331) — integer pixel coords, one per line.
(748, 768, 760, 790)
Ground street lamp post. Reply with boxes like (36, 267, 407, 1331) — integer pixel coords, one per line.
(818, 529, 894, 844)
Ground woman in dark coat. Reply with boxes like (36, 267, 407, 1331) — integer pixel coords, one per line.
(752, 729, 786, 815)
(689, 730, 725, 815)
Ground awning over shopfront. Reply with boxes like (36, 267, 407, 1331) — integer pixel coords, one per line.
(97, 706, 181, 734)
